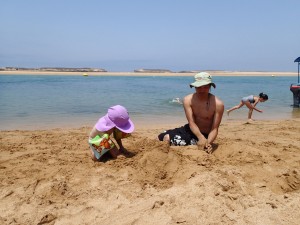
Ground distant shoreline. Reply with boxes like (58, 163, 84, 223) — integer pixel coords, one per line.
(0, 70, 298, 77)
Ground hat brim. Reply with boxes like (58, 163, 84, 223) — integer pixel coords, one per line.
(115, 118, 135, 133)
(95, 114, 115, 131)
(190, 82, 216, 88)
(95, 114, 135, 133)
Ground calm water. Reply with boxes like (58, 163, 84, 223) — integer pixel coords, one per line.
(0, 74, 299, 130)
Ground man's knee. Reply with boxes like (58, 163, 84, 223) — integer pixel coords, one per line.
(163, 134, 170, 142)
(158, 132, 170, 142)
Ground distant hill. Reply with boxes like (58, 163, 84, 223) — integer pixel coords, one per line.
(134, 69, 173, 73)
(0, 67, 107, 72)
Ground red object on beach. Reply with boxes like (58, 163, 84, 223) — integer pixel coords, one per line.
(290, 83, 300, 107)
(290, 57, 300, 107)
(290, 84, 300, 89)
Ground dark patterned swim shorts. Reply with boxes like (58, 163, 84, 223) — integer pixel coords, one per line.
(158, 124, 208, 146)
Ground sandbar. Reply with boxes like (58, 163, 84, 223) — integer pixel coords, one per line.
(0, 70, 298, 76)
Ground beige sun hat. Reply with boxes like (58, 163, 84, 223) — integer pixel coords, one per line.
(189, 72, 216, 88)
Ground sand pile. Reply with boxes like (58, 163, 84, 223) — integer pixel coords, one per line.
(0, 119, 299, 224)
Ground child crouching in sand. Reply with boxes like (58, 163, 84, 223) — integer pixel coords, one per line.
(88, 105, 134, 161)
(227, 92, 268, 121)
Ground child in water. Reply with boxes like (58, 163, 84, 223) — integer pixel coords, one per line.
(227, 93, 268, 121)
(88, 105, 134, 161)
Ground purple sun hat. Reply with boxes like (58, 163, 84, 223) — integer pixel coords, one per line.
(95, 105, 134, 133)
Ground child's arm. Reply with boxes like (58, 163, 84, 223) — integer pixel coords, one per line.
(252, 99, 263, 112)
(116, 139, 124, 151)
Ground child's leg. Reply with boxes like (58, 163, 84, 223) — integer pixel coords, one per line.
(244, 102, 255, 119)
(227, 101, 244, 115)
(90, 152, 98, 161)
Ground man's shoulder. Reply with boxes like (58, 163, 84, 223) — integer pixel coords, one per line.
(214, 95, 225, 111)
(183, 93, 193, 101)
(184, 93, 194, 98)
(214, 95, 224, 104)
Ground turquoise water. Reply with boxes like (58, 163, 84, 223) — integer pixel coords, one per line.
(0, 74, 299, 130)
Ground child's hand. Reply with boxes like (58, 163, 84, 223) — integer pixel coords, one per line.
(119, 147, 135, 157)
(119, 146, 127, 154)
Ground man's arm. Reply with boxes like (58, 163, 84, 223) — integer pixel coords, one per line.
(207, 98, 224, 145)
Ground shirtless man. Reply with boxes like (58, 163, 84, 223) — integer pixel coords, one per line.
(158, 72, 224, 153)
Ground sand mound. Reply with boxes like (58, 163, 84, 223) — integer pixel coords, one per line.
(0, 119, 300, 224)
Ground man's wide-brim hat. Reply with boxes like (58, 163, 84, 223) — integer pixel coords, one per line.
(190, 72, 216, 88)
(95, 105, 134, 133)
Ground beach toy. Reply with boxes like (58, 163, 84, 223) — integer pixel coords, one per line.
(89, 134, 109, 146)
(89, 134, 115, 156)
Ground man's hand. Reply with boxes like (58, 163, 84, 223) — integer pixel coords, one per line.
(198, 139, 213, 154)
(197, 138, 207, 150)
(204, 143, 213, 154)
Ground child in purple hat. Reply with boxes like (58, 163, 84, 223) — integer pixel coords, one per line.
(88, 105, 134, 161)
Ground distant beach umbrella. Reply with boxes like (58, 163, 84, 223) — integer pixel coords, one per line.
(295, 56, 300, 83)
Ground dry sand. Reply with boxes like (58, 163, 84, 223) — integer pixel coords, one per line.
(0, 70, 298, 77)
(1, 119, 300, 225)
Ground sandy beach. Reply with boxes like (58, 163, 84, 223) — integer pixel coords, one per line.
(0, 70, 298, 77)
(0, 119, 299, 225)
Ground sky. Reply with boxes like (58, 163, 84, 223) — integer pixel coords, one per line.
(0, 0, 299, 72)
